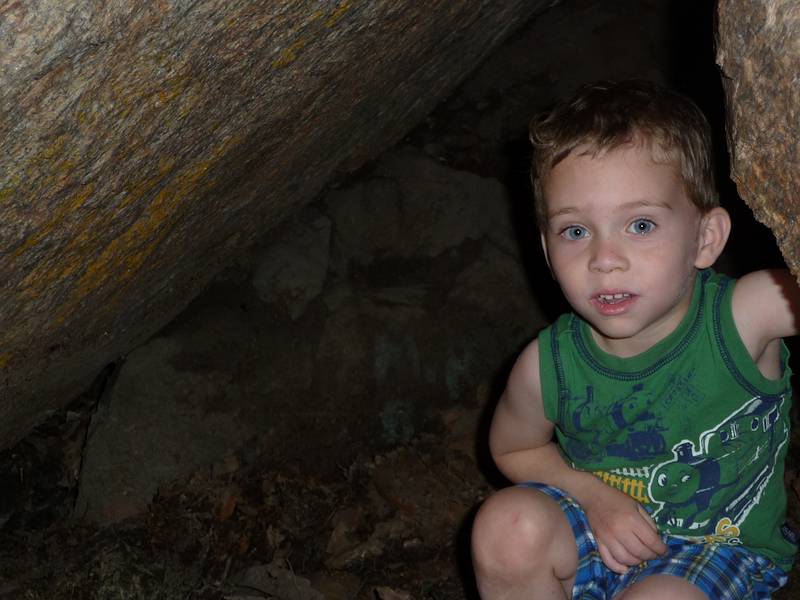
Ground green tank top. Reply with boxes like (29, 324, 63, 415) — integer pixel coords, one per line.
(538, 269, 797, 570)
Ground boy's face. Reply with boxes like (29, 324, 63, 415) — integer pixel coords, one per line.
(540, 143, 706, 356)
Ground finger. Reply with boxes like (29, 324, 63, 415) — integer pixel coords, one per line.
(615, 531, 660, 562)
(634, 530, 668, 557)
(636, 504, 659, 532)
(626, 533, 662, 561)
(603, 537, 642, 569)
(598, 541, 630, 575)
(633, 509, 668, 555)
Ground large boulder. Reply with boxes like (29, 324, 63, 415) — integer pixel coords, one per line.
(0, 1, 551, 449)
(716, 0, 800, 279)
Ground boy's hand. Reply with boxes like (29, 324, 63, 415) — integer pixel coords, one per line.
(580, 482, 668, 573)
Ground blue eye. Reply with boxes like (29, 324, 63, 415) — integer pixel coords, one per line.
(628, 219, 656, 235)
(562, 226, 589, 240)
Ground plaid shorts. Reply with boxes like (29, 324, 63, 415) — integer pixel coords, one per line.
(520, 482, 789, 599)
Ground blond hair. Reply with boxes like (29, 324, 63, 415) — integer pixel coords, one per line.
(530, 80, 718, 228)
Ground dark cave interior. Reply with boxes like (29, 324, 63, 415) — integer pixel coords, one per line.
(0, 2, 797, 599)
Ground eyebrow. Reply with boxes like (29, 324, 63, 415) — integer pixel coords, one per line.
(547, 206, 579, 219)
(619, 199, 674, 211)
(546, 199, 674, 219)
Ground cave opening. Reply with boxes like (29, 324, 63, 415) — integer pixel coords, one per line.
(0, 2, 796, 599)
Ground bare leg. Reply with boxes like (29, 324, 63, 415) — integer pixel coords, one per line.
(614, 574, 708, 600)
(471, 486, 578, 599)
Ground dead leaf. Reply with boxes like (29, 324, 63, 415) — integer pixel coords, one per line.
(234, 560, 324, 600)
(216, 486, 240, 521)
(374, 586, 413, 600)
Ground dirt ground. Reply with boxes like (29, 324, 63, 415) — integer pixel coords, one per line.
(2, 370, 800, 599)
(0, 378, 488, 600)
(0, 375, 497, 600)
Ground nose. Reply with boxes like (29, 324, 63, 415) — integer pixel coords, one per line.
(588, 236, 629, 273)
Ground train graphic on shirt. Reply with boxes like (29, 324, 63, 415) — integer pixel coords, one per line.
(647, 394, 788, 533)
(566, 383, 668, 461)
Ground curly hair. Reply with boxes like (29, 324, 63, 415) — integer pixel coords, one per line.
(530, 79, 718, 228)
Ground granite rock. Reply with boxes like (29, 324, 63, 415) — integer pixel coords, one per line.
(717, 0, 800, 279)
(0, 1, 550, 449)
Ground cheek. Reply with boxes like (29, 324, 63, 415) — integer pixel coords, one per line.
(546, 245, 590, 284)
(546, 239, 582, 264)
(550, 264, 585, 300)
(547, 253, 578, 283)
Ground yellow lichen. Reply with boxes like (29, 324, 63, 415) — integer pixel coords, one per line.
(14, 182, 95, 259)
(271, 2, 351, 69)
(0, 183, 17, 204)
(157, 71, 191, 106)
(272, 37, 309, 68)
(54, 133, 240, 326)
(325, 1, 352, 27)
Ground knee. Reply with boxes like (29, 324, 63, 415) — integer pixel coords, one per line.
(471, 486, 566, 576)
(615, 575, 708, 600)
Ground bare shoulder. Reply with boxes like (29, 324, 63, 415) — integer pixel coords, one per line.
(732, 269, 800, 347)
(490, 338, 553, 454)
(505, 337, 542, 395)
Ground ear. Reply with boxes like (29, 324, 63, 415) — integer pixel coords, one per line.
(540, 230, 552, 271)
(694, 207, 731, 269)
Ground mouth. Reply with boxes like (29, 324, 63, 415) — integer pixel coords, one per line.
(591, 291, 638, 315)
(596, 292, 633, 305)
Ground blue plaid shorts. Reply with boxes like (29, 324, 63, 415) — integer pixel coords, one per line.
(521, 483, 789, 599)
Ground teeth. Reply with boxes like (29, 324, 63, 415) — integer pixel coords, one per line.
(598, 293, 631, 302)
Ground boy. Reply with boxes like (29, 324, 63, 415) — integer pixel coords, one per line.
(471, 80, 799, 599)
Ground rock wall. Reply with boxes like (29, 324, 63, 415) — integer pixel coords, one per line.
(70, 0, 681, 524)
(716, 0, 800, 279)
(75, 146, 546, 523)
(0, 1, 549, 449)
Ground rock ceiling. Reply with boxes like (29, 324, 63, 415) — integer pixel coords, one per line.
(0, 1, 797, 449)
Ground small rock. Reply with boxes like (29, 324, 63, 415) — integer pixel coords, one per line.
(252, 209, 332, 320)
(234, 560, 324, 600)
(374, 586, 413, 600)
(212, 453, 241, 478)
(325, 506, 363, 557)
(309, 571, 363, 599)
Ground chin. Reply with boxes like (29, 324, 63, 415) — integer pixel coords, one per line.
(594, 324, 641, 341)
(585, 316, 645, 341)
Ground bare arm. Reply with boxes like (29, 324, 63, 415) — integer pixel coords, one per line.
(489, 338, 667, 572)
(733, 269, 800, 373)
(489, 340, 595, 490)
